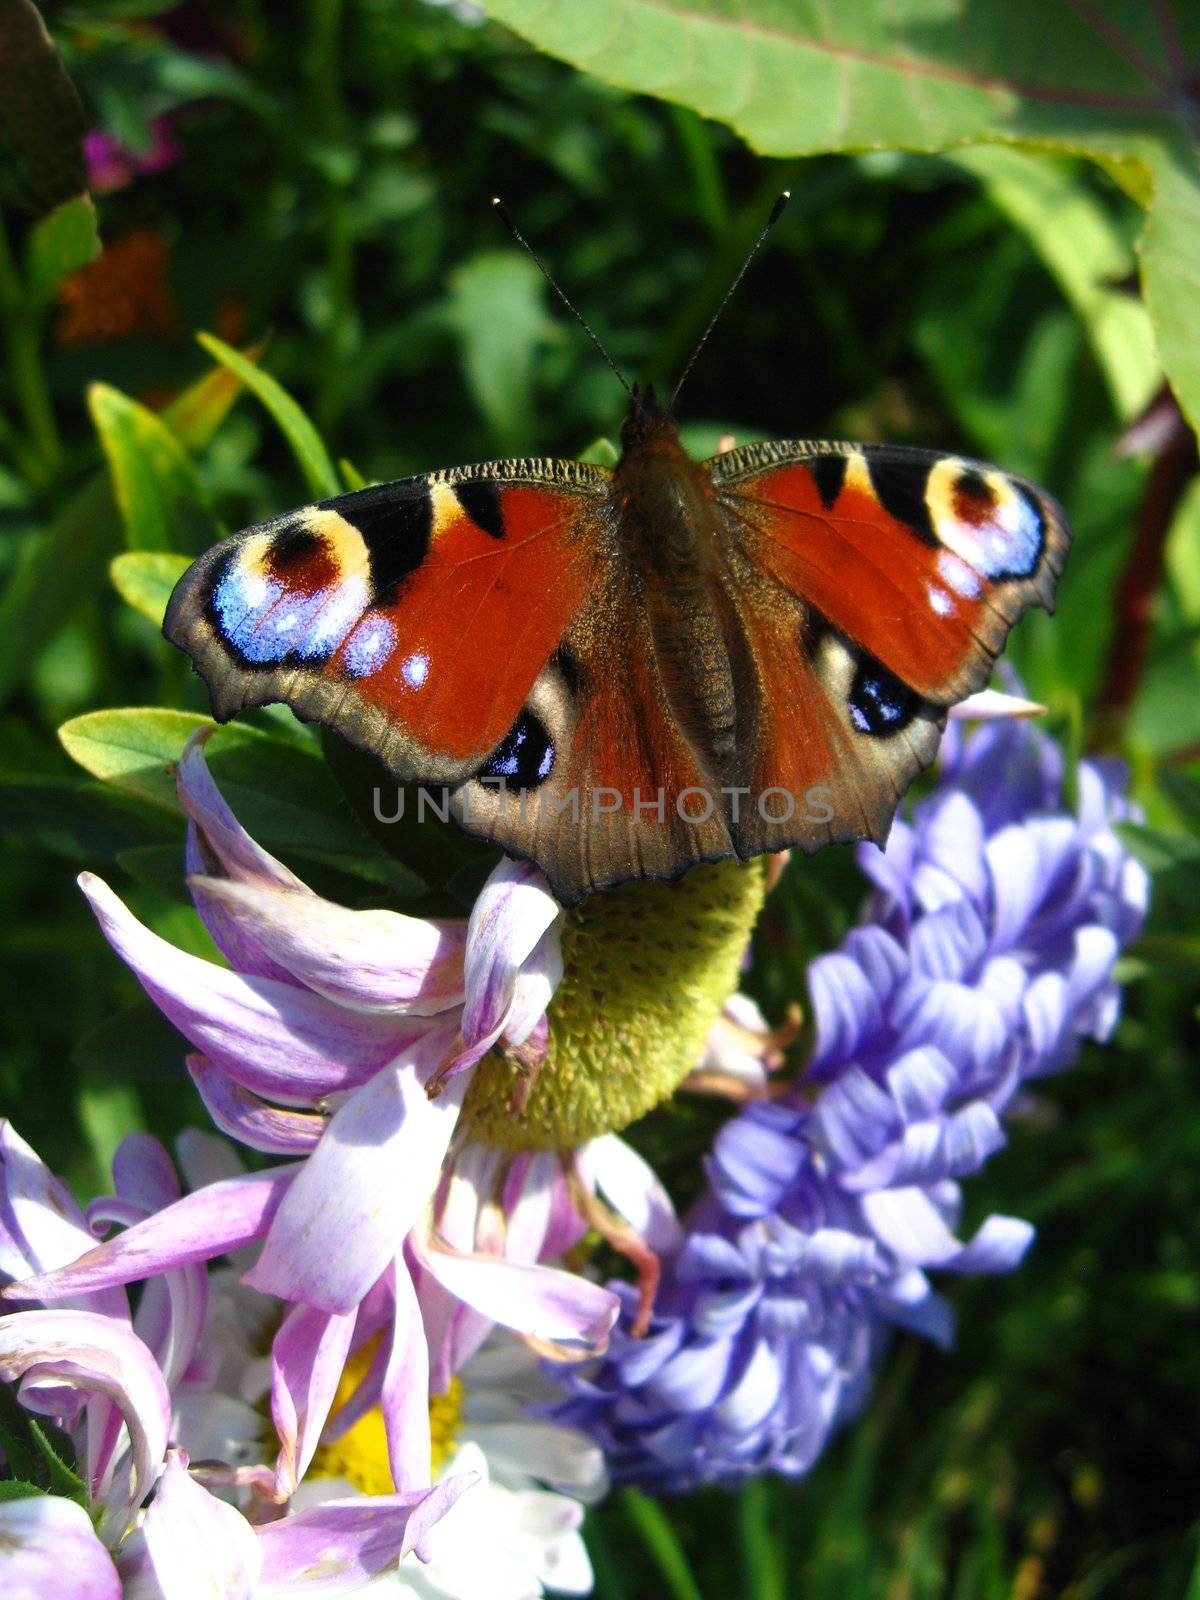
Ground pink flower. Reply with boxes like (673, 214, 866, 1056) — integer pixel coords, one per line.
(84, 120, 181, 194)
(5, 736, 617, 1492)
(0, 1127, 467, 1598)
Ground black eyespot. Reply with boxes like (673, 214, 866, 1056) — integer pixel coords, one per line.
(848, 657, 919, 737)
(480, 709, 554, 787)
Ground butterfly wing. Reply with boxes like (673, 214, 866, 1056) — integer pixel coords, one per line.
(164, 460, 610, 786)
(707, 439, 1069, 856)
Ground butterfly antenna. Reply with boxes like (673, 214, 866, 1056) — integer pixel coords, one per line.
(492, 197, 632, 397)
(668, 191, 790, 413)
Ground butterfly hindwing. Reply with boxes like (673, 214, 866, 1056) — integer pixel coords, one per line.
(164, 461, 609, 786)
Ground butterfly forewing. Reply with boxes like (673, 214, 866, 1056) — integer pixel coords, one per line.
(164, 460, 610, 787)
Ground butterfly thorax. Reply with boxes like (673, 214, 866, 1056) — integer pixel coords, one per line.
(612, 398, 740, 767)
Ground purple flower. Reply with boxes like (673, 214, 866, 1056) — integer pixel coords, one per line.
(551, 714, 1149, 1490)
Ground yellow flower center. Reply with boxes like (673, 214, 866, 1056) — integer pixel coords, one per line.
(308, 1340, 463, 1492)
(460, 857, 767, 1151)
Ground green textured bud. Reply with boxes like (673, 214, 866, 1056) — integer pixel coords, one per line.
(460, 857, 767, 1152)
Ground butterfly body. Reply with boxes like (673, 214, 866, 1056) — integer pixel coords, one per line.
(166, 386, 1068, 904)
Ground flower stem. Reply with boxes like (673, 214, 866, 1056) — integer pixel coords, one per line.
(0, 210, 63, 483)
(621, 1489, 705, 1600)
(738, 1477, 787, 1600)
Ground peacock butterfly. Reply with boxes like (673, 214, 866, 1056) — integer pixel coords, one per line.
(164, 205, 1069, 905)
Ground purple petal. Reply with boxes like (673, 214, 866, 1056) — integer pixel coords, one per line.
(187, 1056, 326, 1154)
(4, 1167, 295, 1304)
(455, 859, 562, 1071)
(578, 1135, 682, 1255)
(0, 1123, 124, 1322)
(246, 1042, 465, 1313)
(382, 1264, 431, 1491)
(0, 1495, 121, 1600)
(177, 732, 306, 890)
(254, 1478, 475, 1593)
(110, 1133, 180, 1213)
(188, 875, 468, 1015)
(413, 1240, 618, 1356)
(134, 1448, 262, 1599)
(79, 873, 413, 1101)
(948, 689, 1045, 721)
(0, 1309, 170, 1537)
(271, 1302, 358, 1497)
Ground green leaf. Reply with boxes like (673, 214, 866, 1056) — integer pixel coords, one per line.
(0, 0, 86, 214)
(0, 355, 247, 710)
(110, 551, 192, 625)
(947, 147, 1159, 422)
(447, 251, 557, 453)
(479, 0, 1200, 435)
(59, 707, 216, 811)
(88, 383, 218, 554)
(25, 194, 100, 305)
(57, 708, 408, 876)
(195, 332, 340, 499)
(0, 1481, 44, 1502)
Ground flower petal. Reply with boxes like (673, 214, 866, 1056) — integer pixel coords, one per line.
(177, 732, 307, 890)
(414, 1240, 618, 1357)
(579, 1134, 682, 1255)
(453, 859, 563, 1072)
(133, 1448, 262, 1600)
(3, 1168, 295, 1305)
(382, 1262, 432, 1491)
(0, 1494, 121, 1600)
(246, 1041, 465, 1313)
(79, 873, 411, 1101)
(0, 1309, 170, 1539)
(187, 1056, 326, 1154)
(188, 875, 468, 1015)
(254, 1478, 475, 1595)
(271, 1302, 358, 1498)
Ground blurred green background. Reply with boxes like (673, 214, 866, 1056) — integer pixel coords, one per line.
(2, 1, 1200, 1595)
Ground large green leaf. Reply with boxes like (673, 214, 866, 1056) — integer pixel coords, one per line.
(479, 0, 1200, 433)
(89, 384, 219, 553)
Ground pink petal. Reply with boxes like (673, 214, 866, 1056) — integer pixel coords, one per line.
(455, 859, 562, 1070)
(133, 1448, 262, 1600)
(0, 1495, 121, 1600)
(948, 689, 1045, 721)
(177, 732, 307, 890)
(382, 1264, 431, 1491)
(0, 1309, 170, 1537)
(110, 1133, 180, 1214)
(79, 873, 412, 1101)
(246, 1039, 466, 1314)
(413, 1238, 618, 1357)
(188, 875, 468, 1015)
(271, 1302, 358, 1498)
(254, 1477, 475, 1594)
(4, 1167, 295, 1305)
(0, 1122, 119, 1308)
(187, 1056, 326, 1154)
(578, 1134, 683, 1255)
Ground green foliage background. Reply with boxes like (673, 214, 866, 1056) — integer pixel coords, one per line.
(2, 1, 1200, 1595)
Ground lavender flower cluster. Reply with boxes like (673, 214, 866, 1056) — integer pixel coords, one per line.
(549, 717, 1149, 1490)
